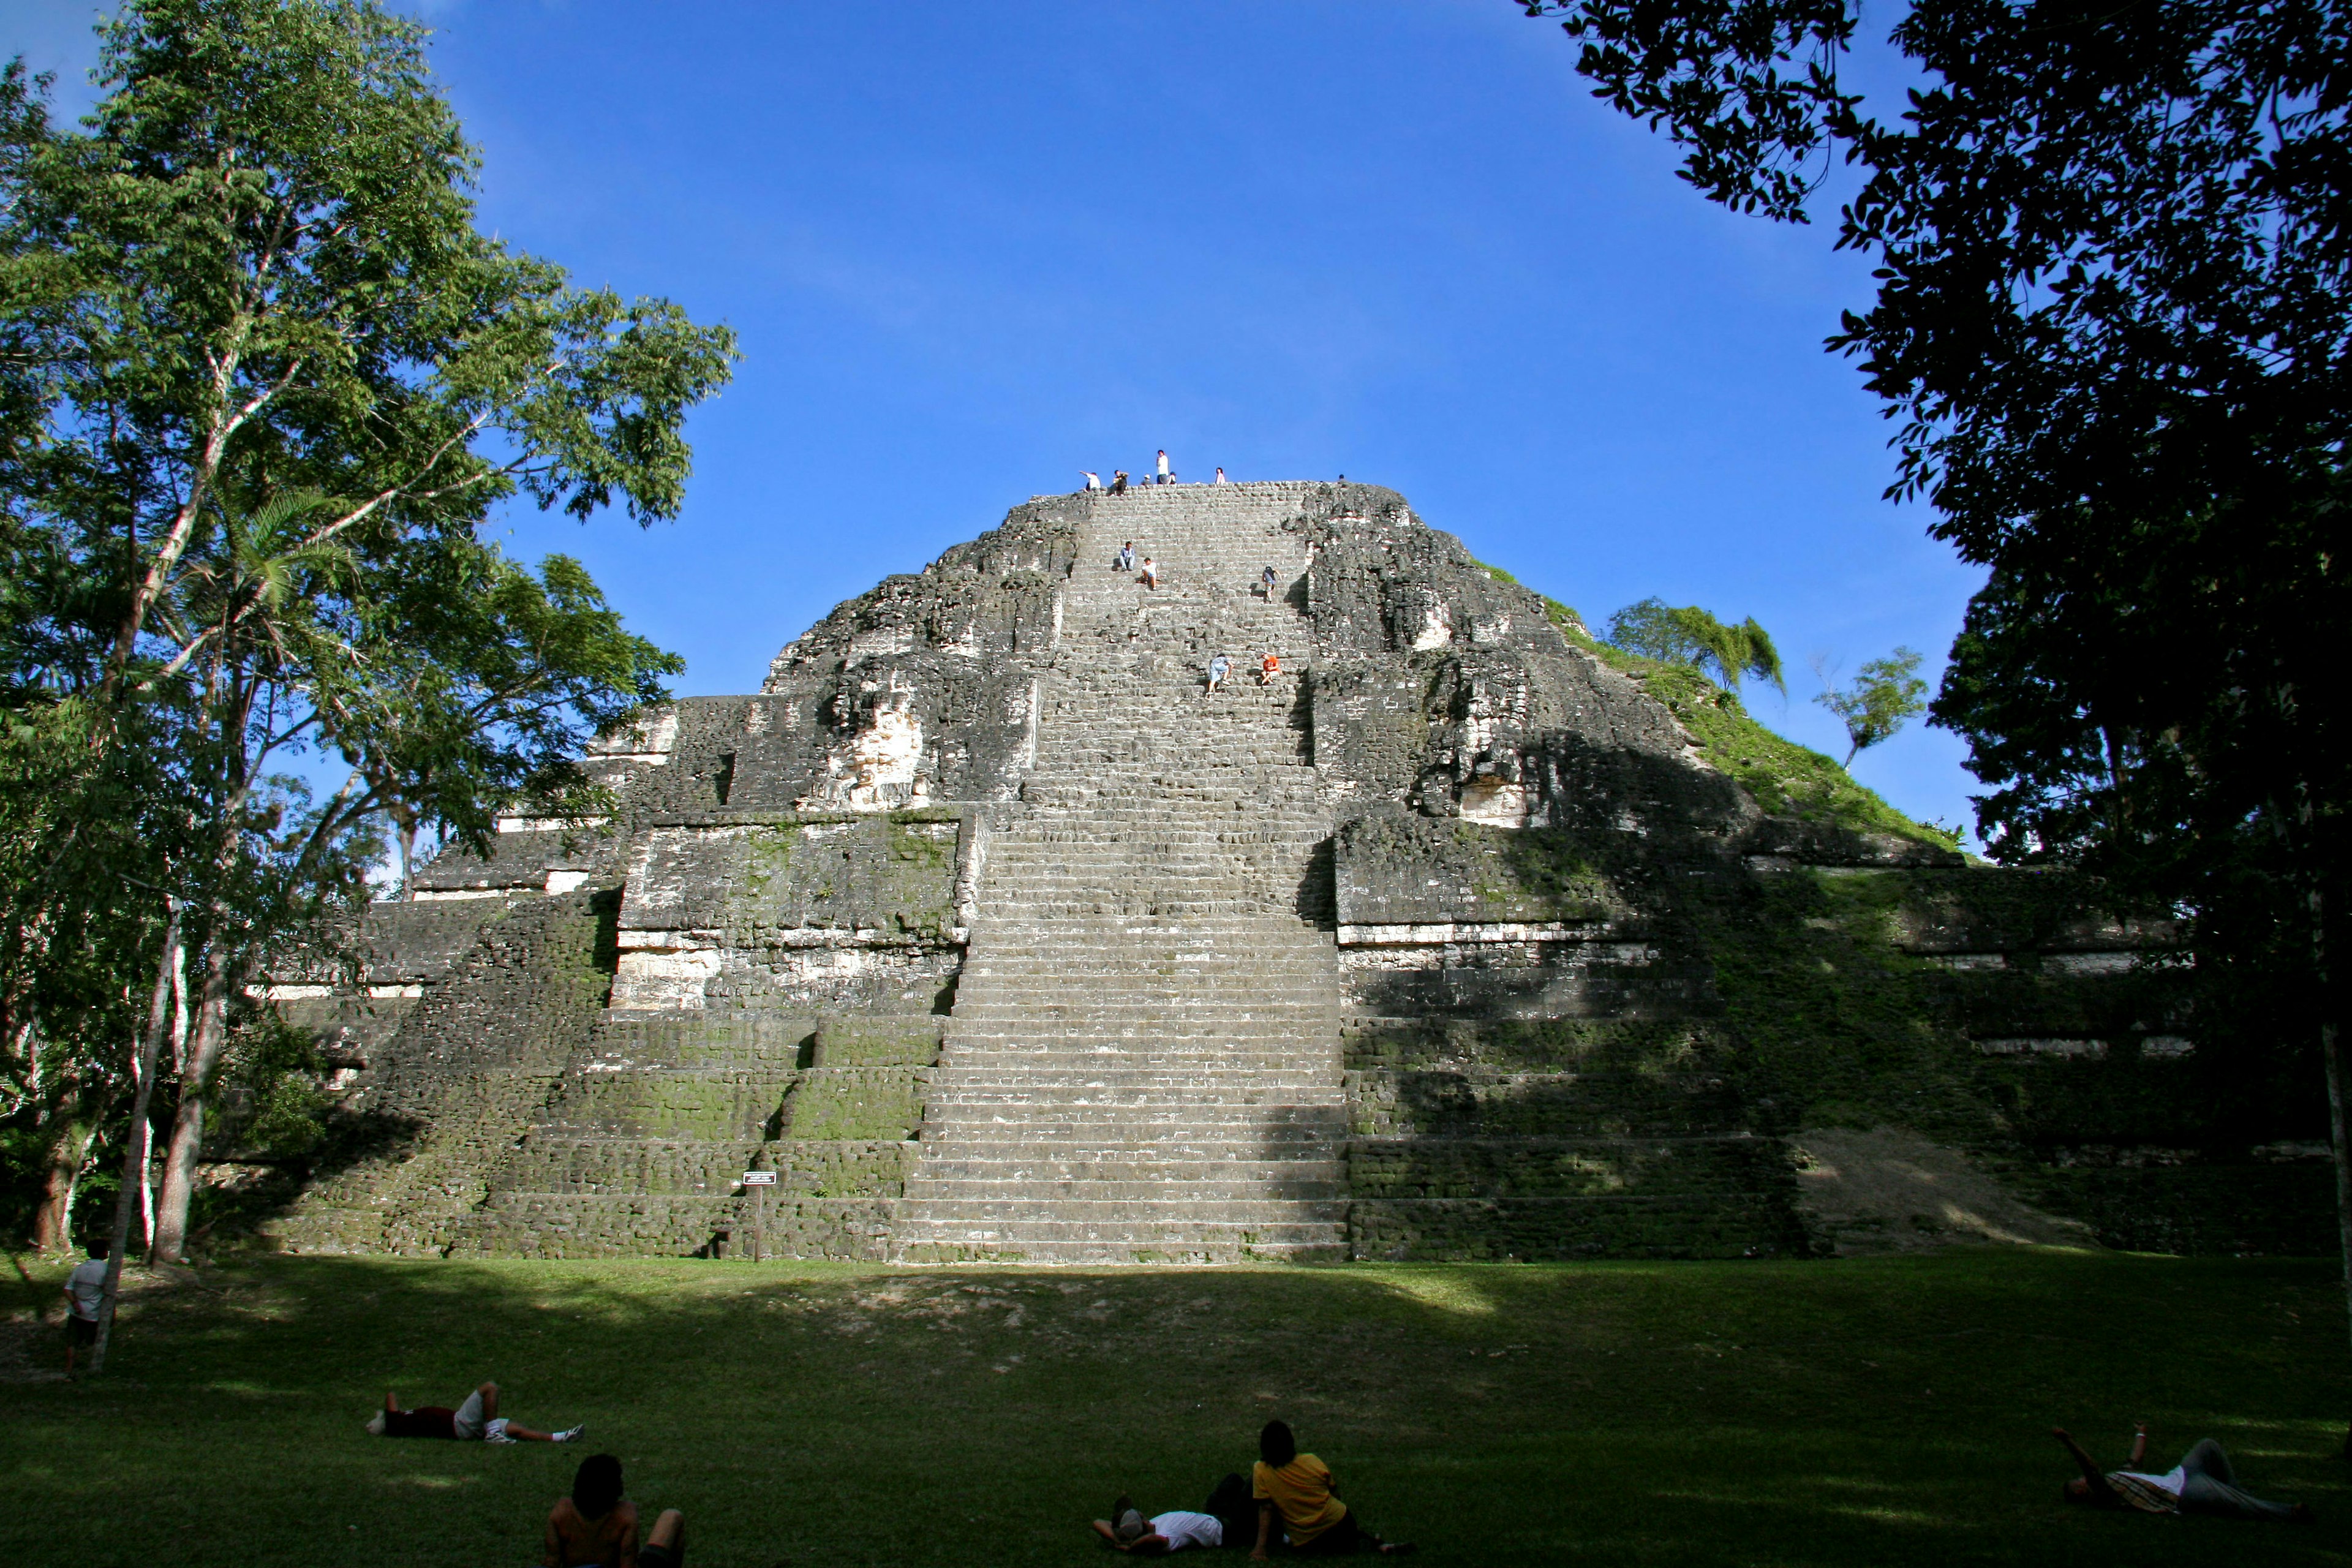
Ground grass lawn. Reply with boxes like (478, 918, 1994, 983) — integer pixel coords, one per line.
(2, 1250, 2350, 1566)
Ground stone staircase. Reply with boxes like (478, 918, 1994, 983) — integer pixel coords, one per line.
(892, 482, 1349, 1262)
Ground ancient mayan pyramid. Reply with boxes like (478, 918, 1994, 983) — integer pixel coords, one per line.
(262, 480, 2312, 1264)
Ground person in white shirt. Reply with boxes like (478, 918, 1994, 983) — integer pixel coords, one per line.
(1205, 653, 1231, 696)
(62, 1238, 108, 1374)
(1156, 449, 1172, 484)
(1215, 467, 1227, 483)
(1093, 1491, 1233, 1555)
(1083, 471, 1101, 491)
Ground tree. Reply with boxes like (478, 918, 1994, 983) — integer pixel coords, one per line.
(1815, 646, 1928, 766)
(1518, 0, 2352, 1431)
(1605, 597, 1787, 694)
(0, 0, 734, 1280)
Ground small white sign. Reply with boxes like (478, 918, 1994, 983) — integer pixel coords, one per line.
(742, 1170, 778, 1186)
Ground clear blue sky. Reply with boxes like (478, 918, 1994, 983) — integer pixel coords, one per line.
(4, 0, 1988, 842)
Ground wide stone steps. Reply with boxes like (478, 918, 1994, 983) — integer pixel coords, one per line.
(890, 486, 1348, 1264)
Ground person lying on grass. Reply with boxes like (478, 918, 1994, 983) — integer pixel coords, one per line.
(544, 1453, 685, 1568)
(1091, 1474, 1252, 1555)
(364, 1381, 583, 1444)
(2054, 1423, 2311, 1522)
(1251, 1420, 1414, 1558)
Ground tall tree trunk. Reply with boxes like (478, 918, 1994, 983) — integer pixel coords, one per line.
(150, 943, 229, 1264)
(92, 905, 179, 1375)
(2306, 881, 2352, 1458)
(31, 1094, 100, 1254)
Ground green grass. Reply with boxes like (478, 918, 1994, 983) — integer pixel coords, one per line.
(1477, 557, 1958, 850)
(4, 1253, 2349, 1566)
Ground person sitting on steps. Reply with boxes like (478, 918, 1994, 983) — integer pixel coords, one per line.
(1252, 1420, 1414, 1558)
(1083, 471, 1101, 491)
(1115, 540, 1135, 573)
(1111, 470, 1128, 494)
(1259, 650, 1280, 686)
(543, 1452, 687, 1567)
(2054, 1423, 2311, 1522)
(368, 1381, 582, 1444)
(1206, 653, 1231, 696)
(1139, 557, 1158, 590)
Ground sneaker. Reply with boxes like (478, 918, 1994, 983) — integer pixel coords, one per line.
(484, 1423, 517, 1445)
(554, 1424, 585, 1444)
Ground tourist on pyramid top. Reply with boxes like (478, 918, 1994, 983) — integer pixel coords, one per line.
(1251, 1420, 1415, 1558)
(368, 1381, 582, 1444)
(1112, 471, 1129, 494)
(1261, 565, 1279, 599)
(1215, 467, 1227, 483)
(1260, 651, 1280, 685)
(1115, 541, 1135, 573)
(1156, 449, 1172, 483)
(1140, 557, 1158, 590)
(1092, 1475, 1252, 1555)
(543, 1453, 685, 1568)
(1206, 653, 1231, 695)
(1083, 471, 1101, 491)
(2055, 1425, 2310, 1522)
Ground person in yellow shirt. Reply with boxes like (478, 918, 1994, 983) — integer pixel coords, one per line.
(1249, 1420, 1414, 1558)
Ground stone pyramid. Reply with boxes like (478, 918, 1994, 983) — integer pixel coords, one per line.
(265, 480, 2230, 1264)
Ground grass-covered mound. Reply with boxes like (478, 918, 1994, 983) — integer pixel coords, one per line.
(4, 1254, 2345, 1566)
(1480, 564, 1960, 850)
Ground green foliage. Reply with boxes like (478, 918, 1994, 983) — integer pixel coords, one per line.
(7, 1253, 2350, 1566)
(1565, 617, 1954, 846)
(1815, 646, 1929, 766)
(1605, 597, 1785, 695)
(1520, 1, 2352, 1283)
(0, 0, 733, 1251)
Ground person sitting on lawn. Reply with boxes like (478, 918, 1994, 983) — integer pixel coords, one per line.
(366, 1380, 583, 1444)
(1091, 1474, 1251, 1555)
(1251, 1420, 1414, 1558)
(2054, 1423, 2310, 1522)
(544, 1453, 686, 1568)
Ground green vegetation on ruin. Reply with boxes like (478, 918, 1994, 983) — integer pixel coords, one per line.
(1476, 562, 1960, 850)
(4, 1253, 2346, 1567)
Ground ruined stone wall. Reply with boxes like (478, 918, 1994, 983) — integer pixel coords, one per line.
(258, 481, 2331, 1262)
(1289, 483, 2324, 1258)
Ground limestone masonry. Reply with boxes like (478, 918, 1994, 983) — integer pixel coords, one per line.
(259, 482, 2332, 1262)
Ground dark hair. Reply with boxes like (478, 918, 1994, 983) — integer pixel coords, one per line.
(571, 1454, 624, 1520)
(1259, 1420, 1297, 1468)
(86, 1238, 109, 1259)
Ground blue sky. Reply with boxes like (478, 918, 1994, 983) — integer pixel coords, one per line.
(4, 0, 1987, 842)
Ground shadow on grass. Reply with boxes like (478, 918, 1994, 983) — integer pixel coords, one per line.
(2, 1251, 2348, 1567)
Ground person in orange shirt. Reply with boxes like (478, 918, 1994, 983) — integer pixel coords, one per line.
(1259, 651, 1280, 686)
(1250, 1420, 1414, 1558)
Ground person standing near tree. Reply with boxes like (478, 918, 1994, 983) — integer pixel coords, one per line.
(61, 1238, 107, 1376)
